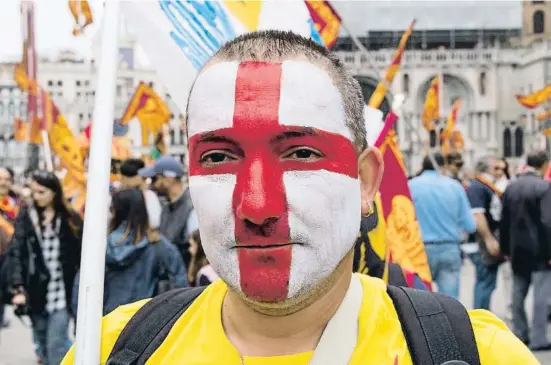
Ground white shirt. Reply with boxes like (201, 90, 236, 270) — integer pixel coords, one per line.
(144, 189, 162, 229)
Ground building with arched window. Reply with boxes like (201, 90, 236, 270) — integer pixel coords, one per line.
(331, 1, 551, 172)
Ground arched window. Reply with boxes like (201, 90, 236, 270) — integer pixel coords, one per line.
(534, 10, 545, 34)
(514, 128, 524, 157)
(403, 73, 410, 95)
(479, 72, 486, 96)
(503, 128, 512, 157)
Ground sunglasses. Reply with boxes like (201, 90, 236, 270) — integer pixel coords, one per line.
(454, 161, 464, 168)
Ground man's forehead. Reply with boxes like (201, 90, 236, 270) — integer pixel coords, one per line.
(187, 60, 351, 140)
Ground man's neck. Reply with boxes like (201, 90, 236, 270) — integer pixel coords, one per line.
(167, 183, 185, 203)
(222, 253, 353, 357)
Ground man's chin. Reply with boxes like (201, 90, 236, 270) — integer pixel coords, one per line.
(234, 285, 319, 317)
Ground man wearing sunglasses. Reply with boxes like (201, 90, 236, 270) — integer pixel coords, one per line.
(139, 156, 198, 268)
(446, 153, 464, 183)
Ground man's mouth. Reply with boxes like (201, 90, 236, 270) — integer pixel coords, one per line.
(233, 242, 296, 250)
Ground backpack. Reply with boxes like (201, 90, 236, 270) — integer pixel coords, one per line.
(105, 286, 481, 365)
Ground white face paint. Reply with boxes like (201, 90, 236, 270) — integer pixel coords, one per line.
(187, 60, 361, 302)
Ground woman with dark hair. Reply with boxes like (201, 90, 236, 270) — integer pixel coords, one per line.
(187, 230, 218, 286)
(8, 170, 82, 365)
(73, 188, 187, 316)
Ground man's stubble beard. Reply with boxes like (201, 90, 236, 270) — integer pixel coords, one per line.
(228, 249, 355, 317)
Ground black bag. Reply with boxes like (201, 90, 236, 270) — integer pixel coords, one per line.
(105, 285, 481, 365)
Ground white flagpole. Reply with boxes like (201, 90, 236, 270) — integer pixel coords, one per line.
(74, 0, 120, 364)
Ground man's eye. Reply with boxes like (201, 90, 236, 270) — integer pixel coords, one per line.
(283, 148, 323, 161)
(200, 151, 236, 165)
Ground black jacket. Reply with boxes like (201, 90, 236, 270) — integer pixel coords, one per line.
(9, 206, 82, 315)
(500, 172, 551, 275)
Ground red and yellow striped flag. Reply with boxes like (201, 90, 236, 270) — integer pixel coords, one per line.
(377, 130, 432, 286)
(69, 1, 94, 36)
(14, 119, 27, 142)
(422, 76, 440, 131)
(304, 0, 341, 49)
(516, 84, 551, 109)
(450, 130, 465, 152)
(536, 110, 551, 121)
(445, 99, 461, 134)
(368, 19, 416, 109)
(120, 82, 171, 145)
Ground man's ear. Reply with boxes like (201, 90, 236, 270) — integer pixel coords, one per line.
(358, 146, 384, 216)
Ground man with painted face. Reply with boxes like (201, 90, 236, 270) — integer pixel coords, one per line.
(61, 31, 536, 365)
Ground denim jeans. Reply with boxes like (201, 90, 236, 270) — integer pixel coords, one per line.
(31, 309, 71, 365)
(469, 251, 498, 310)
(512, 271, 551, 347)
(425, 243, 462, 299)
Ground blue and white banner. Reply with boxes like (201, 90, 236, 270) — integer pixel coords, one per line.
(121, 0, 323, 112)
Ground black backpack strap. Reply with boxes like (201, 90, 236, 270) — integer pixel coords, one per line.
(106, 286, 206, 365)
(387, 286, 481, 365)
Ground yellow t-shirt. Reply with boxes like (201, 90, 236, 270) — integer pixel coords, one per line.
(62, 274, 538, 365)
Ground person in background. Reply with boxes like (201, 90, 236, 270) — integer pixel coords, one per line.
(73, 188, 187, 316)
(466, 156, 504, 311)
(446, 152, 464, 184)
(494, 157, 510, 192)
(120, 158, 163, 229)
(187, 230, 218, 287)
(0, 167, 19, 329)
(139, 156, 198, 268)
(501, 150, 551, 350)
(408, 153, 476, 299)
(9, 171, 82, 365)
(493, 157, 512, 321)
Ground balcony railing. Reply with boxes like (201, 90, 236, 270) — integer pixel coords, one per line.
(335, 48, 507, 69)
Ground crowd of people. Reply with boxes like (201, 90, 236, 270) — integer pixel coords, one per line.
(0, 156, 216, 365)
(409, 150, 551, 351)
(0, 30, 545, 364)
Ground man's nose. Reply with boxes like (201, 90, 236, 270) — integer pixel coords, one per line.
(234, 158, 287, 227)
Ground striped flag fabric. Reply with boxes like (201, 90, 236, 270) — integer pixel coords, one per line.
(68, 0, 94, 36)
(516, 84, 551, 109)
(120, 82, 171, 145)
(422, 76, 440, 131)
(368, 19, 416, 109)
(304, 0, 341, 49)
(120, 1, 323, 112)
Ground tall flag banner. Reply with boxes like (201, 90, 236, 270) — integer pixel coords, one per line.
(422, 76, 440, 131)
(516, 84, 551, 109)
(304, 0, 341, 49)
(536, 110, 551, 121)
(440, 99, 461, 155)
(450, 130, 465, 152)
(18, 1, 41, 144)
(120, 82, 171, 145)
(444, 99, 461, 135)
(120, 1, 323, 114)
(368, 19, 416, 109)
(151, 130, 167, 160)
(537, 109, 551, 136)
(14, 119, 27, 142)
(376, 130, 432, 287)
(69, 0, 94, 36)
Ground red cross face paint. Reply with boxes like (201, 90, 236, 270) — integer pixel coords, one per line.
(187, 60, 361, 302)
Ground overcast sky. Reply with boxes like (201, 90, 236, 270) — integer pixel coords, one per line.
(0, 0, 522, 62)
